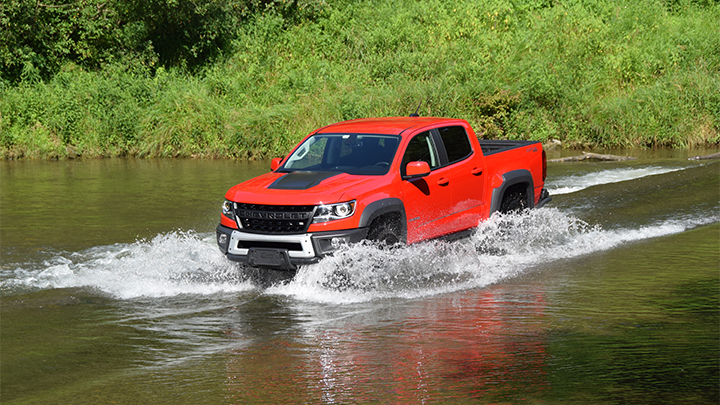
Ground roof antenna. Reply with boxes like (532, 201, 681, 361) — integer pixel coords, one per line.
(409, 102, 421, 117)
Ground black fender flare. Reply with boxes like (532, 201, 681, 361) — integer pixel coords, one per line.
(358, 198, 407, 236)
(489, 169, 535, 215)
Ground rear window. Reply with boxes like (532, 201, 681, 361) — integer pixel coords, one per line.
(438, 126, 472, 163)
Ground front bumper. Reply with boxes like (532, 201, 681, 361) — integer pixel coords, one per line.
(216, 224, 368, 270)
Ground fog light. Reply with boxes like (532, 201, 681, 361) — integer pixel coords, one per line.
(217, 233, 229, 249)
(330, 237, 349, 249)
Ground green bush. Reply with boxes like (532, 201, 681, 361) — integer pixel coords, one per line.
(0, 0, 330, 84)
(1, 0, 718, 159)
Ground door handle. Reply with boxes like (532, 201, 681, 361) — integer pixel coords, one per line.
(437, 177, 449, 186)
(471, 167, 483, 176)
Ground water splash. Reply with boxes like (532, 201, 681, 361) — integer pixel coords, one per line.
(2, 209, 715, 302)
(270, 208, 715, 303)
(547, 166, 687, 195)
(1, 231, 253, 299)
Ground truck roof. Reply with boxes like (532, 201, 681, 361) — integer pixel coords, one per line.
(315, 116, 467, 136)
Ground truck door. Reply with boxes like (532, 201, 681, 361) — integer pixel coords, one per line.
(400, 131, 453, 243)
(435, 126, 487, 229)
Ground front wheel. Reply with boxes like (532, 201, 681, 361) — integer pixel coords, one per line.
(367, 217, 403, 246)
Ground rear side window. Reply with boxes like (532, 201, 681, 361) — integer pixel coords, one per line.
(438, 126, 472, 163)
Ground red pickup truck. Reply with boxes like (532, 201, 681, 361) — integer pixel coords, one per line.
(216, 116, 550, 270)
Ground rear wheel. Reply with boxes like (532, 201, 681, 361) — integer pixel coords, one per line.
(499, 185, 528, 213)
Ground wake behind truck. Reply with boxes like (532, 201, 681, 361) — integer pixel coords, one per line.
(216, 116, 551, 270)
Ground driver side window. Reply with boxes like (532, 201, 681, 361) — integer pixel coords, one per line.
(401, 131, 439, 176)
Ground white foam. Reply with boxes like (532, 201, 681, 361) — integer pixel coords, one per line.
(2, 209, 716, 302)
(547, 166, 686, 195)
(268, 208, 718, 303)
(1, 231, 254, 299)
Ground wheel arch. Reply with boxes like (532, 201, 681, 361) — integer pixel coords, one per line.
(358, 198, 407, 233)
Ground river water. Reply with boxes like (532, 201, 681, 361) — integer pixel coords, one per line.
(1, 150, 718, 404)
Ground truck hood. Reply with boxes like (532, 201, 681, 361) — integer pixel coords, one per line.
(225, 171, 388, 205)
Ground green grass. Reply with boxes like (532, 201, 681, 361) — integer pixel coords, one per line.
(1, 0, 718, 159)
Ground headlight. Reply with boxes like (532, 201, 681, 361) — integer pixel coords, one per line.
(222, 200, 234, 220)
(313, 201, 356, 223)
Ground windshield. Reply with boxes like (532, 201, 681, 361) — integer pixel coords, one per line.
(280, 134, 401, 175)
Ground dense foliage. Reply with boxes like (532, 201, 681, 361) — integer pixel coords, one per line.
(1, 0, 718, 159)
(1, 0, 325, 82)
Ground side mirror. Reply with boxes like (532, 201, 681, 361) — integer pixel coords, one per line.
(405, 161, 431, 178)
(270, 157, 283, 171)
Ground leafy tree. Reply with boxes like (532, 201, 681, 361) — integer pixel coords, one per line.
(0, 0, 325, 83)
(1, 0, 121, 83)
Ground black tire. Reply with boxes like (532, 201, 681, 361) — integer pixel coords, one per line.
(367, 217, 403, 246)
(499, 186, 528, 213)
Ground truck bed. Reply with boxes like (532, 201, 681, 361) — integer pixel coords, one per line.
(478, 140, 539, 156)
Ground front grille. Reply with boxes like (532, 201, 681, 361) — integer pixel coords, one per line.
(234, 203, 315, 234)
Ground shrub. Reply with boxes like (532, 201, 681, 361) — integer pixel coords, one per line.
(1, 0, 718, 159)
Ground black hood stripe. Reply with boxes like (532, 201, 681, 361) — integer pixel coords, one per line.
(268, 171, 340, 190)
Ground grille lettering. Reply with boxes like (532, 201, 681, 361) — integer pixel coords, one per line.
(237, 210, 311, 220)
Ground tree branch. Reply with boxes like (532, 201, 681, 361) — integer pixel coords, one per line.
(549, 152, 638, 163)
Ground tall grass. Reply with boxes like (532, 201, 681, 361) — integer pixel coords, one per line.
(1, 0, 718, 159)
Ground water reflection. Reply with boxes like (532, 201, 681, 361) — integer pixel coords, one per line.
(1, 155, 718, 404)
(224, 286, 550, 403)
